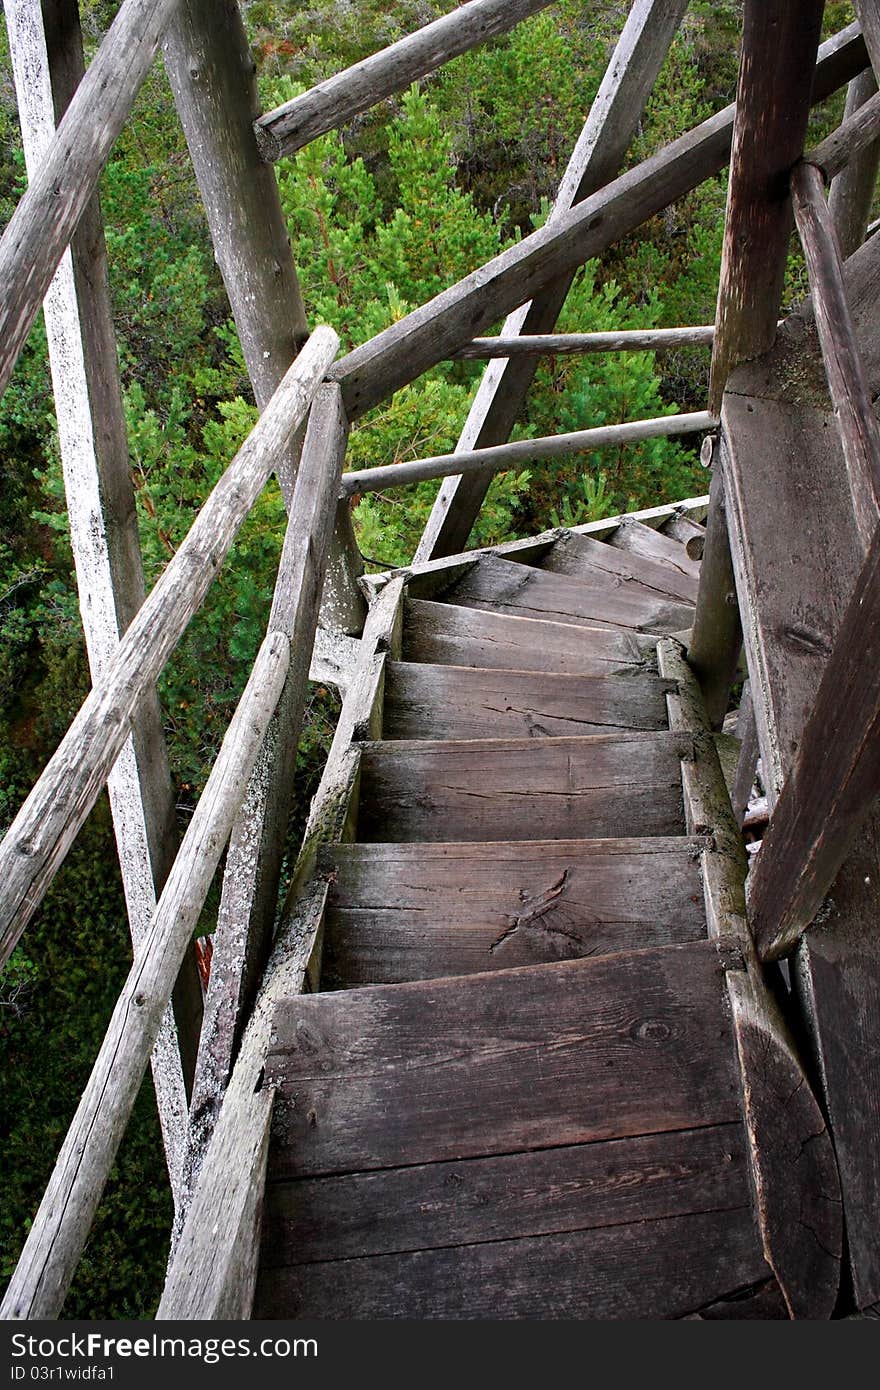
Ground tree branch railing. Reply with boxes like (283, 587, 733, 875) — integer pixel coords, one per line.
(447, 326, 716, 359)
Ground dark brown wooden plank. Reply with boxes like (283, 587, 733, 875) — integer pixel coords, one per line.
(319, 837, 707, 986)
(537, 531, 699, 605)
(403, 599, 656, 674)
(382, 662, 673, 741)
(709, 0, 826, 411)
(357, 732, 688, 842)
(265, 940, 742, 1180)
(260, 1122, 750, 1268)
(445, 554, 694, 634)
(608, 518, 702, 585)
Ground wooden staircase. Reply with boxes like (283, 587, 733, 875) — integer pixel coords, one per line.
(252, 514, 838, 1320)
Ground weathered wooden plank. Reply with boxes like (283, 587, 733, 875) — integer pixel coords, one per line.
(338, 411, 713, 498)
(357, 731, 688, 842)
(412, 0, 691, 561)
(403, 599, 656, 674)
(181, 385, 348, 1215)
(791, 160, 880, 551)
(260, 1122, 749, 1268)
(449, 326, 715, 359)
(255, 1205, 768, 1320)
(538, 530, 699, 605)
(445, 554, 694, 634)
(0, 631, 290, 1321)
(608, 517, 702, 585)
(709, 1, 826, 413)
(0, 326, 337, 969)
(254, 0, 556, 159)
(266, 940, 741, 1180)
(319, 836, 706, 987)
(828, 71, 880, 259)
(384, 661, 673, 740)
(0, 0, 182, 402)
(749, 526, 880, 961)
(688, 462, 743, 729)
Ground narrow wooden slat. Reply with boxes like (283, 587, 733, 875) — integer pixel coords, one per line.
(445, 554, 694, 634)
(791, 160, 880, 551)
(0, 0, 183, 401)
(265, 940, 741, 1180)
(255, 0, 555, 159)
(0, 326, 337, 969)
(357, 732, 688, 842)
(688, 462, 743, 729)
(609, 517, 702, 585)
(449, 326, 715, 359)
(538, 530, 699, 605)
(709, 1, 826, 413)
(319, 836, 707, 987)
(402, 599, 656, 674)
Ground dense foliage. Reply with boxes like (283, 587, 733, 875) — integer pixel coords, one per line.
(0, 0, 862, 1315)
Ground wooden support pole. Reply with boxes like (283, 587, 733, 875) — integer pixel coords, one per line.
(709, 0, 826, 414)
(4, 0, 198, 1191)
(413, 0, 689, 562)
(0, 0, 182, 402)
(339, 411, 714, 499)
(688, 456, 743, 731)
(749, 526, 880, 962)
(254, 0, 556, 160)
(0, 630, 291, 1321)
(0, 327, 338, 969)
(181, 385, 349, 1218)
(330, 22, 864, 429)
(791, 160, 880, 552)
(821, 75, 880, 238)
(856, 1, 880, 81)
(448, 326, 716, 359)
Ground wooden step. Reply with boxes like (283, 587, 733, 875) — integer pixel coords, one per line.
(382, 662, 674, 740)
(607, 517, 702, 585)
(403, 598, 657, 674)
(356, 732, 688, 842)
(537, 530, 699, 605)
(444, 553, 693, 634)
(318, 837, 707, 987)
(255, 942, 767, 1318)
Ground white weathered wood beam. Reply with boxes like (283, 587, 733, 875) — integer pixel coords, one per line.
(254, 0, 557, 161)
(0, 326, 338, 968)
(449, 326, 715, 358)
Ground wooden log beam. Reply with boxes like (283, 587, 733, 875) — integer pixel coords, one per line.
(0, 0, 182, 402)
(330, 22, 865, 428)
(254, 0, 557, 161)
(808, 79, 880, 184)
(0, 630, 291, 1321)
(791, 160, 880, 551)
(749, 526, 880, 962)
(688, 456, 743, 730)
(828, 70, 880, 259)
(0, 326, 338, 969)
(180, 384, 348, 1220)
(339, 411, 714, 499)
(448, 326, 716, 359)
(414, 0, 690, 562)
(709, 0, 826, 414)
(856, 0, 880, 80)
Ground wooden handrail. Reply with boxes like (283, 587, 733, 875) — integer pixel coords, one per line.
(254, 0, 556, 161)
(0, 0, 183, 402)
(749, 524, 880, 962)
(329, 23, 866, 423)
(791, 160, 880, 551)
(339, 411, 715, 498)
(0, 326, 338, 970)
(806, 85, 880, 181)
(448, 326, 715, 359)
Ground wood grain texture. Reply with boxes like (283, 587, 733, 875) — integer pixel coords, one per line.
(255, 0, 555, 159)
(382, 661, 673, 740)
(709, 0, 826, 411)
(608, 517, 702, 585)
(265, 940, 742, 1179)
(357, 731, 688, 843)
(538, 530, 699, 605)
(403, 598, 656, 674)
(445, 554, 694, 634)
(319, 836, 707, 986)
